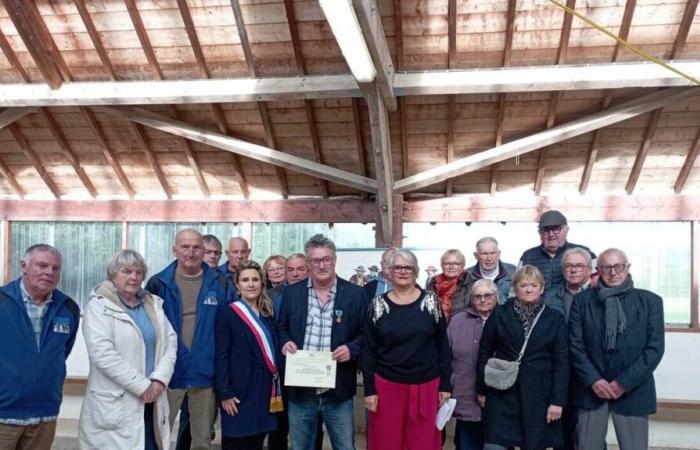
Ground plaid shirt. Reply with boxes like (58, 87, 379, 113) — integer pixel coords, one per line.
(303, 278, 336, 352)
(0, 281, 57, 425)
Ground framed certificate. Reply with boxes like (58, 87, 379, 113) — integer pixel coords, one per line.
(284, 350, 337, 389)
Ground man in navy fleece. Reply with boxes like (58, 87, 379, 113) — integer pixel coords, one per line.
(0, 244, 79, 450)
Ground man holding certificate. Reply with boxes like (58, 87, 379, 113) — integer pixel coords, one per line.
(277, 234, 368, 450)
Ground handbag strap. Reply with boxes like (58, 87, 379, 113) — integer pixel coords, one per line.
(516, 305, 546, 363)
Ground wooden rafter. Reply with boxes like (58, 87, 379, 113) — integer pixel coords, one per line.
(7, 124, 60, 198)
(394, 87, 699, 193)
(534, 0, 576, 195)
(73, 0, 118, 79)
(81, 107, 135, 198)
(1, 0, 63, 88)
(0, 29, 29, 82)
(624, 0, 696, 195)
(675, 126, 700, 193)
(230, 0, 289, 198)
(98, 106, 377, 194)
(284, 0, 329, 197)
(129, 123, 172, 199)
(580, 0, 637, 194)
(352, 0, 397, 111)
(364, 82, 394, 242)
(175, 0, 250, 199)
(352, 98, 368, 178)
(122, 0, 210, 198)
(445, 0, 457, 196)
(0, 157, 24, 198)
(0, 108, 34, 198)
(491, 0, 517, 195)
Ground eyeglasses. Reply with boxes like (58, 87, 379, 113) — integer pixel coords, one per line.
(563, 263, 587, 272)
(598, 263, 628, 274)
(443, 262, 463, 267)
(539, 225, 565, 235)
(268, 266, 285, 272)
(391, 265, 414, 273)
(310, 257, 335, 267)
(472, 293, 496, 301)
(204, 250, 222, 256)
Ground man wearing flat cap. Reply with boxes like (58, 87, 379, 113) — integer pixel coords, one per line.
(518, 210, 596, 291)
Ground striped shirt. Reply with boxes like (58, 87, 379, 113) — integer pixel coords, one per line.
(0, 281, 57, 425)
(303, 278, 336, 352)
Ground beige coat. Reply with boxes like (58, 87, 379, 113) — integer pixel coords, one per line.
(79, 281, 177, 450)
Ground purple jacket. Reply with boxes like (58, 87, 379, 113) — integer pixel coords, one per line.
(447, 306, 488, 421)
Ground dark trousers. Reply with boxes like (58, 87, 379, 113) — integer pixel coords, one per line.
(554, 406, 578, 450)
(144, 403, 158, 450)
(454, 420, 483, 450)
(221, 433, 266, 450)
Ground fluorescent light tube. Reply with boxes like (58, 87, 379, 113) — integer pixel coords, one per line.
(319, 0, 377, 83)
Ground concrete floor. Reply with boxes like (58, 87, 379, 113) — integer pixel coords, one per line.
(54, 394, 700, 449)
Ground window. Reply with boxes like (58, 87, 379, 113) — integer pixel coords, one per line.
(11, 222, 122, 307)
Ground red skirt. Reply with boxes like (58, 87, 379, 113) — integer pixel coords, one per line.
(367, 374, 441, 450)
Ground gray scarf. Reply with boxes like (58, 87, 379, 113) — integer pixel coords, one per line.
(597, 275, 633, 352)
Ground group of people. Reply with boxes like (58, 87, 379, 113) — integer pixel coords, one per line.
(0, 210, 665, 450)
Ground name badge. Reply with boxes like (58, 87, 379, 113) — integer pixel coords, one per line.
(53, 317, 71, 334)
(203, 291, 218, 306)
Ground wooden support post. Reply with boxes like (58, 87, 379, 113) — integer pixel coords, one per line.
(692, 221, 700, 328)
(375, 194, 403, 247)
(2, 220, 10, 284)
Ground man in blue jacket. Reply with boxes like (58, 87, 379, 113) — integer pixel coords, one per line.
(569, 248, 664, 450)
(278, 234, 367, 450)
(0, 244, 79, 450)
(146, 229, 233, 450)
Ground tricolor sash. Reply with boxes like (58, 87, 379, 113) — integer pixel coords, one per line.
(230, 301, 284, 412)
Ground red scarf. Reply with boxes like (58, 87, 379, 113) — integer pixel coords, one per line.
(434, 273, 460, 320)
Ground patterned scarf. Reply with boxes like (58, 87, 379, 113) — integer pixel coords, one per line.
(513, 298, 544, 334)
(597, 275, 633, 352)
(434, 273, 460, 320)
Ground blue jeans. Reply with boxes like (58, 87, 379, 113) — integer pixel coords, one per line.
(454, 420, 483, 450)
(288, 391, 355, 450)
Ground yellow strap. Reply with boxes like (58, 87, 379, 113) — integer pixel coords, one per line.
(547, 0, 700, 85)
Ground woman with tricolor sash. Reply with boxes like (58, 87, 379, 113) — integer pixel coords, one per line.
(214, 260, 282, 450)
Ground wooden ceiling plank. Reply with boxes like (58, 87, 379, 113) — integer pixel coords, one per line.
(211, 104, 250, 199)
(230, 0, 288, 198)
(98, 106, 378, 194)
(352, 0, 397, 111)
(0, 107, 34, 129)
(1, 0, 63, 88)
(8, 123, 60, 199)
(393, 0, 404, 71)
(612, 0, 638, 62)
(74, 0, 119, 79)
(398, 97, 408, 179)
(39, 108, 98, 198)
(129, 122, 172, 199)
(0, 157, 24, 198)
(0, 28, 29, 82)
(304, 101, 330, 197)
(176, 0, 210, 78)
(393, 0, 407, 180)
(81, 107, 135, 198)
(445, 0, 457, 196)
(492, 0, 517, 195)
(446, 96, 456, 197)
(351, 97, 368, 180)
(674, 126, 700, 194)
(394, 87, 699, 193)
(364, 82, 394, 242)
(534, 0, 575, 195)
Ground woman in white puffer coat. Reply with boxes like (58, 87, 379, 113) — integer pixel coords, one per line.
(79, 249, 177, 450)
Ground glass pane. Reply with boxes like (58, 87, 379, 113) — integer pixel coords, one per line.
(10, 222, 122, 308)
(252, 223, 376, 263)
(128, 223, 244, 276)
(403, 221, 691, 324)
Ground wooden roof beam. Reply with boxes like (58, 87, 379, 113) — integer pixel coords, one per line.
(74, 0, 118, 79)
(491, 0, 517, 195)
(351, 0, 397, 111)
(129, 123, 172, 199)
(8, 124, 60, 198)
(1, 0, 63, 88)
(674, 126, 700, 193)
(364, 82, 395, 243)
(98, 106, 377, 194)
(210, 105, 250, 199)
(0, 157, 24, 198)
(351, 98, 369, 181)
(671, 0, 699, 59)
(394, 87, 699, 193)
(230, 0, 288, 198)
(625, 108, 663, 194)
(81, 107, 135, 198)
(580, 0, 637, 194)
(534, 0, 576, 195)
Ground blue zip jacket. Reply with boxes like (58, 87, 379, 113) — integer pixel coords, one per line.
(0, 278, 79, 419)
(218, 261, 239, 299)
(145, 261, 233, 389)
